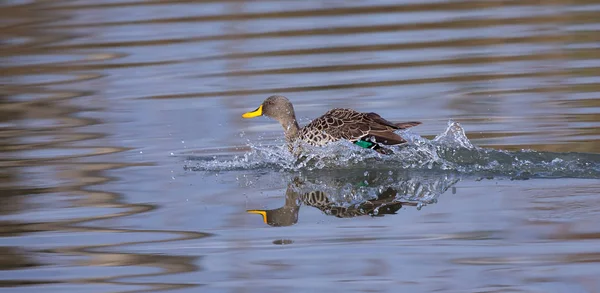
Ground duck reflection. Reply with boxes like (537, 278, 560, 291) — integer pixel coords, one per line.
(247, 170, 460, 227)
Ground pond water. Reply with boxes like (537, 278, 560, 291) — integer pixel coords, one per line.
(2, 0, 600, 292)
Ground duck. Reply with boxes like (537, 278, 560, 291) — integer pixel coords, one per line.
(242, 95, 421, 154)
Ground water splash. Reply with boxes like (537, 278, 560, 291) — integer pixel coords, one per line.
(184, 121, 600, 179)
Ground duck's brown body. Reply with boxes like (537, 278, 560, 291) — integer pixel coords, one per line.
(298, 108, 420, 147)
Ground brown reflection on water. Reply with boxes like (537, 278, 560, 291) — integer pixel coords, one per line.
(247, 173, 457, 227)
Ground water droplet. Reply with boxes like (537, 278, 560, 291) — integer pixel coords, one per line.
(273, 239, 294, 245)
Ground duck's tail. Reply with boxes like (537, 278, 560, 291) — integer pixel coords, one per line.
(393, 121, 422, 129)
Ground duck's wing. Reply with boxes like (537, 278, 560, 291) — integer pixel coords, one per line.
(362, 112, 422, 130)
(318, 109, 420, 145)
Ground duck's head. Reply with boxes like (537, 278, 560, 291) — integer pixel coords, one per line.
(242, 95, 296, 122)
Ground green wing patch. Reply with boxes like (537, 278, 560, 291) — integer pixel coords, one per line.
(354, 140, 375, 149)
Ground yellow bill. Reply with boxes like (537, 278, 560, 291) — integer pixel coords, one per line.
(242, 105, 263, 118)
(246, 209, 267, 223)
